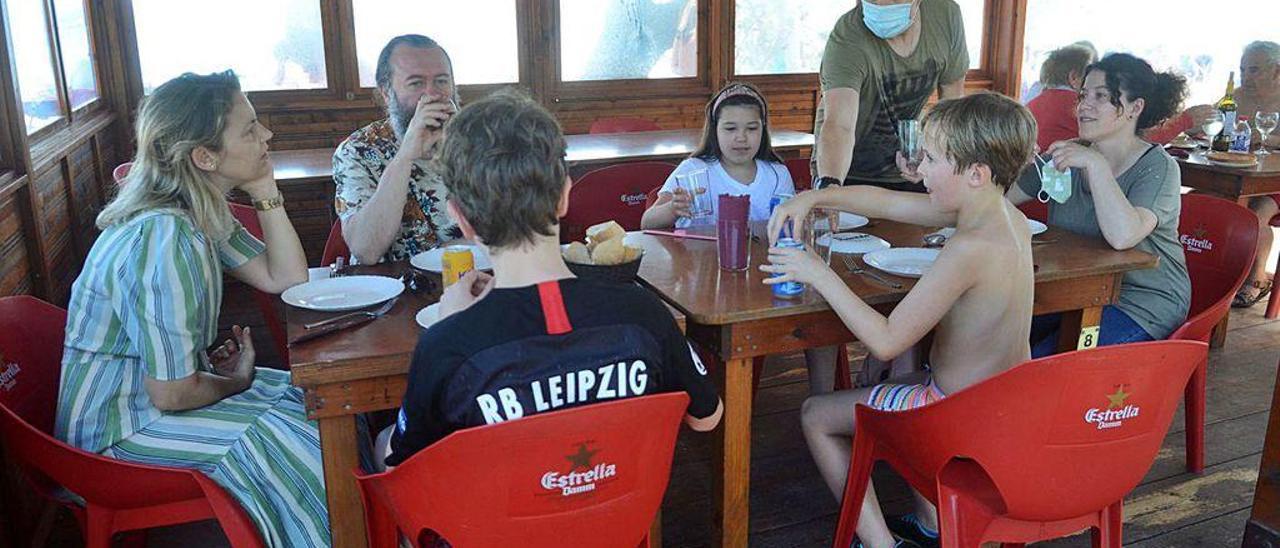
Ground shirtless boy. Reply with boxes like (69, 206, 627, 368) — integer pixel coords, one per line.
(764, 92, 1038, 548)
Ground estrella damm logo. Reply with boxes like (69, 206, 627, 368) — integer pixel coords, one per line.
(539, 442, 618, 497)
(1083, 385, 1140, 430)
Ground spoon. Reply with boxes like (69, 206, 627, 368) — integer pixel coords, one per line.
(923, 233, 947, 248)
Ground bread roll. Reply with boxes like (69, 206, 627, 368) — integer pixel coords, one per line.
(586, 221, 626, 248)
(591, 236, 627, 266)
(563, 241, 592, 264)
(622, 245, 643, 263)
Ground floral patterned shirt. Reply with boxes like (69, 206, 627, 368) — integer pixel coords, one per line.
(332, 119, 462, 263)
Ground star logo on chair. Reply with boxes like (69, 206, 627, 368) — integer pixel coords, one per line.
(1193, 226, 1209, 240)
(1106, 386, 1130, 410)
(566, 443, 599, 472)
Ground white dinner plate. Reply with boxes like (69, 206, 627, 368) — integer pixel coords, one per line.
(929, 219, 1047, 240)
(280, 275, 404, 312)
(817, 232, 891, 255)
(813, 212, 870, 231)
(416, 303, 443, 329)
(410, 245, 493, 272)
(863, 248, 940, 279)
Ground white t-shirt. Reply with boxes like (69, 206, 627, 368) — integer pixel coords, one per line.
(658, 158, 795, 228)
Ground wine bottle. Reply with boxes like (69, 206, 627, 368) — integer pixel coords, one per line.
(1213, 72, 1238, 152)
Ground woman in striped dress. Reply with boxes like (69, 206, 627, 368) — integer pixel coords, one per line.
(56, 71, 328, 547)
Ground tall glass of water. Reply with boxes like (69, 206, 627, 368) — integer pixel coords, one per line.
(1256, 111, 1278, 156)
(1202, 110, 1225, 149)
(675, 169, 714, 219)
(897, 120, 923, 172)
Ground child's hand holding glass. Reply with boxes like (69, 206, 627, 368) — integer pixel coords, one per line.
(668, 187, 694, 219)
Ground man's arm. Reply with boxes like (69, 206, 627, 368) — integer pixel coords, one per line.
(341, 156, 415, 264)
(815, 88, 861, 182)
(938, 78, 966, 100)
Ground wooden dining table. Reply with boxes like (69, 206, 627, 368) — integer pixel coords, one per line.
(630, 220, 1158, 548)
(1177, 150, 1280, 329)
(286, 264, 683, 548)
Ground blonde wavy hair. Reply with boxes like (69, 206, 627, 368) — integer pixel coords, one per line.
(98, 70, 241, 241)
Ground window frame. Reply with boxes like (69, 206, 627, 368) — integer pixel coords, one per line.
(17, 0, 108, 146)
(115, 0, 1020, 122)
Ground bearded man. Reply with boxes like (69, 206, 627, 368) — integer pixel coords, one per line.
(333, 34, 463, 263)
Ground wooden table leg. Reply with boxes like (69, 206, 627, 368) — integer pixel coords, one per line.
(318, 415, 368, 548)
(712, 357, 754, 548)
(1057, 306, 1103, 353)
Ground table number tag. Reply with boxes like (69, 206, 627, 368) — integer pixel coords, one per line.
(1077, 326, 1100, 350)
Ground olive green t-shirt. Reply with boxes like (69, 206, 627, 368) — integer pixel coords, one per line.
(815, 0, 969, 185)
(1016, 145, 1190, 339)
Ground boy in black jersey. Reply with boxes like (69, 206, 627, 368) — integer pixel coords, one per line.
(382, 90, 723, 468)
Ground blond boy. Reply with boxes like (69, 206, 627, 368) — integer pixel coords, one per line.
(764, 92, 1038, 548)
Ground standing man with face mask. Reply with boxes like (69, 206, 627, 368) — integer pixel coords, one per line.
(333, 34, 463, 264)
(812, 0, 969, 194)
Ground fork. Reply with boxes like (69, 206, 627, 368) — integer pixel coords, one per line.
(304, 297, 399, 330)
(841, 255, 904, 289)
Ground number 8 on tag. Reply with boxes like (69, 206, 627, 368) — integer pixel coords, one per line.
(1077, 326, 1100, 350)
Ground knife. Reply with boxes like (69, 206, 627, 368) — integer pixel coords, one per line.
(293, 314, 378, 344)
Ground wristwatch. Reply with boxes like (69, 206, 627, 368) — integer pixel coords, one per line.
(812, 176, 842, 190)
(251, 193, 284, 211)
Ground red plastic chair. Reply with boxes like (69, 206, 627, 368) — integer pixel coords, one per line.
(112, 162, 132, 184)
(1170, 194, 1257, 473)
(785, 157, 812, 191)
(321, 218, 350, 266)
(1265, 213, 1280, 319)
(0, 296, 264, 547)
(227, 203, 291, 367)
(833, 340, 1206, 548)
(353, 392, 689, 548)
(563, 161, 676, 244)
(588, 117, 661, 134)
(1016, 199, 1048, 223)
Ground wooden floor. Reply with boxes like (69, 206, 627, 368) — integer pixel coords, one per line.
(659, 304, 1280, 547)
(31, 305, 1278, 547)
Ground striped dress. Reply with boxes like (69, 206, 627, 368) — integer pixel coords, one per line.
(56, 210, 330, 547)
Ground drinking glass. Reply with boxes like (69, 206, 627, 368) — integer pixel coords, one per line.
(805, 209, 833, 265)
(897, 120, 924, 171)
(676, 169, 714, 219)
(1201, 111, 1225, 148)
(1256, 111, 1278, 156)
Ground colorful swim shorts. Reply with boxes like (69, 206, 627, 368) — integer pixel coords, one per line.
(865, 378, 946, 412)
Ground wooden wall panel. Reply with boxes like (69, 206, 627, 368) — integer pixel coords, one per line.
(0, 190, 33, 297)
(34, 166, 75, 304)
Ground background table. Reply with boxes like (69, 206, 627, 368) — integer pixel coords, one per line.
(631, 221, 1158, 547)
(1177, 151, 1280, 330)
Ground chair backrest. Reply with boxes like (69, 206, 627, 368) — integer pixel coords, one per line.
(1017, 199, 1048, 222)
(1173, 195, 1257, 341)
(784, 157, 812, 191)
(112, 162, 133, 184)
(588, 117, 661, 134)
(0, 296, 216, 507)
(858, 341, 1205, 522)
(562, 161, 676, 243)
(356, 392, 689, 547)
(644, 185, 662, 209)
(321, 218, 350, 266)
(227, 202, 265, 239)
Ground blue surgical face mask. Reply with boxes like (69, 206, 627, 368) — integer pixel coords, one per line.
(862, 1, 914, 39)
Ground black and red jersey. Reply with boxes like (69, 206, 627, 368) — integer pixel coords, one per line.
(386, 278, 719, 467)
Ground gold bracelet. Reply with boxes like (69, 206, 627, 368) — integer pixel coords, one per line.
(252, 193, 284, 211)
